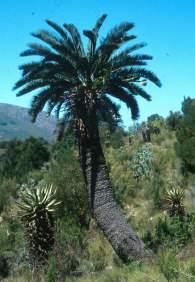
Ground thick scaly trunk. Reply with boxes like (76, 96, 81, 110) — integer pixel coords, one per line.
(77, 104, 144, 261)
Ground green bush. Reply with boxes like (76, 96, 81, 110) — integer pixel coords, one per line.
(150, 168, 166, 209)
(46, 255, 58, 282)
(109, 128, 125, 149)
(53, 217, 86, 279)
(0, 215, 23, 253)
(144, 213, 195, 252)
(99, 268, 129, 282)
(0, 178, 17, 212)
(175, 97, 195, 173)
(149, 147, 180, 209)
(0, 137, 50, 180)
(166, 111, 182, 131)
(107, 147, 140, 207)
(158, 251, 179, 281)
(188, 259, 195, 278)
(45, 146, 90, 227)
(129, 145, 153, 180)
(87, 238, 108, 271)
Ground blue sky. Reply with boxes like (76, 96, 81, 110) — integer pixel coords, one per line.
(0, 0, 195, 128)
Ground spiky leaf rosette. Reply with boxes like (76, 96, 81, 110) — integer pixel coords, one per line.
(17, 185, 60, 268)
(164, 186, 185, 217)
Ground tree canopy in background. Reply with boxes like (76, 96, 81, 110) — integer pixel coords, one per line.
(0, 137, 50, 179)
(176, 97, 195, 173)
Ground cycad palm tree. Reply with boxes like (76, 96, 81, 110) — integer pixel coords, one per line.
(14, 15, 161, 261)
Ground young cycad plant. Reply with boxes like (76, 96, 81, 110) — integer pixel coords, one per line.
(164, 186, 185, 217)
(17, 184, 60, 269)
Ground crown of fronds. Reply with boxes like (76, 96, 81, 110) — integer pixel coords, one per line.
(17, 185, 61, 219)
(14, 14, 161, 138)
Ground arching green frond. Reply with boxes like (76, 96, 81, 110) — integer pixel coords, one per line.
(97, 35, 137, 64)
(47, 99, 59, 116)
(31, 30, 76, 57)
(14, 64, 62, 89)
(19, 61, 60, 74)
(129, 68, 162, 87)
(96, 95, 121, 126)
(47, 90, 73, 117)
(111, 53, 152, 69)
(97, 43, 118, 59)
(29, 88, 54, 121)
(103, 22, 135, 45)
(95, 21, 137, 63)
(56, 110, 73, 141)
(113, 67, 162, 87)
(20, 44, 64, 62)
(124, 43, 147, 54)
(108, 77, 151, 101)
(113, 53, 152, 63)
(113, 43, 147, 60)
(93, 14, 107, 34)
(130, 54, 153, 61)
(20, 48, 49, 58)
(32, 30, 62, 47)
(83, 30, 96, 56)
(126, 83, 151, 101)
(15, 78, 69, 96)
(29, 86, 69, 123)
(83, 14, 107, 57)
(17, 63, 75, 88)
(63, 24, 84, 56)
(19, 62, 43, 75)
(16, 80, 51, 96)
(107, 85, 139, 119)
(111, 56, 147, 69)
(45, 19, 74, 46)
(54, 100, 65, 119)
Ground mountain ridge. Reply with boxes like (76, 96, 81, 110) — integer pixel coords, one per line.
(0, 103, 57, 141)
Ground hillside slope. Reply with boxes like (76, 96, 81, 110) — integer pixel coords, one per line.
(0, 103, 56, 141)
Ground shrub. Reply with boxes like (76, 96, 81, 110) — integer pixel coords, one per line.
(0, 255, 9, 279)
(99, 268, 129, 282)
(143, 213, 195, 252)
(129, 145, 153, 180)
(0, 178, 17, 212)
(87, 237, 108, 271)
(107, 147, 140, 207)
(46, 255, 58, 282)
(151, 171, 166, 209)
(46, 146, 90, 227)
(0, 137, 50, 180)
(149, 147, 180, 209)
(147, 114, 165, 127)
(109, 127, 125, 148)
(187, 259, 195, 278)
(53, 217, 86, 278)
(175, 97, 195, 173)
(158, 251, 179, 282)
(166, 111, 182, 131)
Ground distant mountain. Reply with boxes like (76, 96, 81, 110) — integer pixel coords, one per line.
(0, 103, 57, 141)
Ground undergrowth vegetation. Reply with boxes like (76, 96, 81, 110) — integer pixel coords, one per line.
(0, 109, 195, 281)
